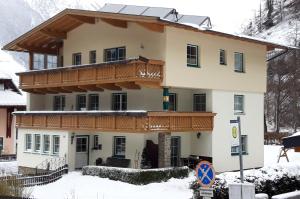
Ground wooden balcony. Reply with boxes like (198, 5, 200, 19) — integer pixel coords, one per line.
(17, 57, 164, 94)
(14, 111, 216, 132)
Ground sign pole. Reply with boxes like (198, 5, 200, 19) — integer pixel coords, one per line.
(237, 116, 244, 183)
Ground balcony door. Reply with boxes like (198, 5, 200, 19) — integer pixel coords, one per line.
(171, 136, 181, 167)
(75, 136, 89, 169)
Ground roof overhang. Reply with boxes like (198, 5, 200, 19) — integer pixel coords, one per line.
(2, 8, 288, 54)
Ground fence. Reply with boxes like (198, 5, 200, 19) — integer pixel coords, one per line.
(0, 165, 68, 187)
(264, 132, 290, 145)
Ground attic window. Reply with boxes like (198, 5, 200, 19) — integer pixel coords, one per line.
(0, 84, 4, 91)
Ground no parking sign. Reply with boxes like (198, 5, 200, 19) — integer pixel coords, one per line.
(195, 161, 215, 198)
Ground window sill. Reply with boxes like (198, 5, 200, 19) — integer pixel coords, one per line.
(220, 63, 227, 66)
(24, 151, 32, 154)
(231, 152, 248, 156)
(187, 64, 200, 68)
(41, 152, 50, 155)
(234, 70, 245, 73)
(234, 112, 245, 115)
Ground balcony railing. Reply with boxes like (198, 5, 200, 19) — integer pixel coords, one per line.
(17, 57, 164, 94)
(14, 111, 216, 132)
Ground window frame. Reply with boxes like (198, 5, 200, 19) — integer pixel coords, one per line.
(0, 137, 4, 151)
(112, 93, 127, 111)
(34, 134, 41, 152)
(52, 135, 60, 155)
(234, 52, 244, 72)
(88, 94, 99, 110)
(231, 135, 248, 155)
(47, 55, 58, 69)
(113, 136, 126, 158)
(33, 53, 45, 70)
(43, 135, 50, 154)
(53, 95, 65, 111)
(234, 95, 245, 114)
(93, 135, 100, 149)
(193, 94, 206, 112)
(76, 94, 87, 111)
(72, 53, 82, 66)
(219, 49, 227, 65)
(187, 44, 199, 67)
(104, 47, 126, 62)
(89, 50, 97, 64)
(25, 134, 32, 152)
(169, 93, 177, 111)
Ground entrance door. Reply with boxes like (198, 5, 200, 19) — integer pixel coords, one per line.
(171, 136, 181, 167)
(75, 136, 89, 169)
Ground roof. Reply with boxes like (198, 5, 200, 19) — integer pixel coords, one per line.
(0, 90, 26, 107)
(2, 4, 288, 54)
(0, 72, 22, 94)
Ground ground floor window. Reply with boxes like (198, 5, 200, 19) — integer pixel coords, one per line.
(53, 135, 60, 154)
(231, 135, 248, 155)
(43, 135, 50, 153)
(25, 134, 32, 151)
(171, 136, 181, 166)
(114, 136, 126, 158)
(34, 134, 41, 152)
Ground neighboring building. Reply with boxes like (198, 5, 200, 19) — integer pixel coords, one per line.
(0, 73, 26, 155)
(2, 4, 287, 172)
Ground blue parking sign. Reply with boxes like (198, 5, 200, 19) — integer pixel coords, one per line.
(196, 161, 215, 187)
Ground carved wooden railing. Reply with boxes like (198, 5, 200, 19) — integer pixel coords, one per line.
(17, 57, 164, 92)
(15, 111, 216, 132)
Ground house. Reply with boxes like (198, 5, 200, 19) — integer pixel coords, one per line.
(0, 73, 26, 156)
(2, 4, 287, 173)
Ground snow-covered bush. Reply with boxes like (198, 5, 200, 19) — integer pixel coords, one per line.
(82, 166, 189, 185)
(191, 163, 300, 198)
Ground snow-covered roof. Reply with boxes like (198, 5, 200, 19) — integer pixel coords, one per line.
(0, 90, 26, 106)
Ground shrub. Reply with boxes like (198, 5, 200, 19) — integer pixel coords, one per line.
(190, 163, 300, 199)
(82, 166, 189, 185)
(0, 180, 32, 198)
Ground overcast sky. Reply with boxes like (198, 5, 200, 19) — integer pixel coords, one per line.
(99, 0, 262, 33)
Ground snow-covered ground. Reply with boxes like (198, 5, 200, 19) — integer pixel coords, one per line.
(0, 146, 298, 199)
(0, 161, 18, 176)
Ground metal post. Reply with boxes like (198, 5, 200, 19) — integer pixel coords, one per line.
(237, 116, 244, 183)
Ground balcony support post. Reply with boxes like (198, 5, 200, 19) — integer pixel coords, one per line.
(158, 132, 171, 168)
(163, 87, 169, 111)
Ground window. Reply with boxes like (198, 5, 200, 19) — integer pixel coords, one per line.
(194, 94, 206, 112)
(0, 137, 3, 150)
(112, 93, 127, 111)
(234, 95, 244, 114)
(231, 135, 248, 155)
(25, 134, 32, 151)
(47, 55, 57, 69)
(33, 54, 45, 70)
(187, 44, 199, 67)
(43, 135, 50, 153)
(114, 136, 126, 158)
(76, 95, 86, 111)
(0, 84, 4, 91)
(94, 135, 99, 149)
(72, 53, 82, 65)
(89, 94, 99, 110)
(234, 52, 244, 72)
(34, 134, 41, 152)
(89, 50, 96, 64)
(104, 47, 126, 62)
(53, 95, 65, 111)
(169, 93, 177, 111)
(53, 136, 60, 154)
(76, 137, 88, 152)
(220, 49, 226, 65)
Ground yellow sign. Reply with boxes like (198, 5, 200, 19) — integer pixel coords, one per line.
(232, 126, 237, 138)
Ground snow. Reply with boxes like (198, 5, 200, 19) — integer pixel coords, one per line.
(30, 172, 194, 199)
(272, 191, 300, 199)
(0, 90, 26, 106)
(25, 145, 300, 199)
(0, 161, 18, 177)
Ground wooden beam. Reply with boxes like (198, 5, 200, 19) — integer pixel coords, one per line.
(22, 89, 45, 94)
(17, 44, 57, 55)
(135, 81, 161, 89)
(67, 14, 95, 24)
(96, 83, 121, 91)
(47, 87, 72, 93)
(29, 52, 33, 70)
(40, 29, 67, 39)
(115, 82, 141, 90)
(100, 18, 127, 28)
(78, 85, 104, 92)
(136, 22, 164, 33)
(61, 86, 86, 92)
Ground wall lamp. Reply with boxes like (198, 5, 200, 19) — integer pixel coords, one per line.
(197, 132, 202, 139)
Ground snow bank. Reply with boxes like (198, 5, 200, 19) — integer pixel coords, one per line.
(0, 161, 18, 177)
(272, 191, 300, 199)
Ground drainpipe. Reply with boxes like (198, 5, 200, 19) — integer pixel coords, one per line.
(163, 87, 169, 111)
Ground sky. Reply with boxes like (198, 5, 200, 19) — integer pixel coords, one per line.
(96, 0, 262, 33)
